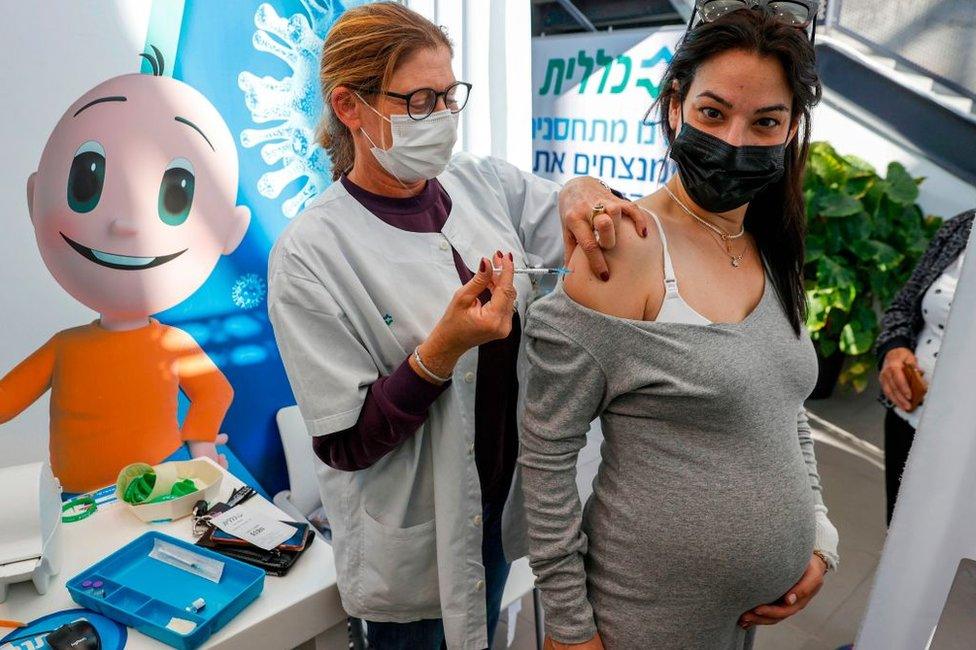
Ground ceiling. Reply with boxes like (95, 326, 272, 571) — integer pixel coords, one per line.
(531, 0, 688, 36)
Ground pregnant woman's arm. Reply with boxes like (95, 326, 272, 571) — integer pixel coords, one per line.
(520, 315, 608, 647)
(797, 408, 840, 571)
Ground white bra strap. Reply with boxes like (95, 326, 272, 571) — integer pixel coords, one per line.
(640, 206, 679, 296)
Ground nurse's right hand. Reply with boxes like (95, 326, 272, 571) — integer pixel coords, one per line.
(411, 251, 516, 383)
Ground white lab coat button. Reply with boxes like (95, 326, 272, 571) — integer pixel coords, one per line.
(464, 372, 475, 383)
(475, 580, 485, 591)
(439, 240, 450, 251)
(473, 514, 483, 526)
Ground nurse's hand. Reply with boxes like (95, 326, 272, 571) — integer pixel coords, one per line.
(544, 633, 605, 650)
(880, 347, 918, 411)
(558, 176, 649, 282)
(412, 251, 516, 383)
(737, 554, 828, 629)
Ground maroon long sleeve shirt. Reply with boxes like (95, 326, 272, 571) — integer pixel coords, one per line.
(312, 175, 521, 508)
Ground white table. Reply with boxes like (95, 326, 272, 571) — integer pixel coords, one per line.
(0, 456, 542, 649)
(0, 460, 345, 649)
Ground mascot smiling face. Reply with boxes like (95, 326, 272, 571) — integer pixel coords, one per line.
(27, 57, 250, 321)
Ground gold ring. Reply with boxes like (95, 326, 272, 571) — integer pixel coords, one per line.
(591, 203, 606, 221)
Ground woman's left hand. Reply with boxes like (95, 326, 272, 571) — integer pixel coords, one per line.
(558, 177, 649, 282)
(737, 554, 828, 629)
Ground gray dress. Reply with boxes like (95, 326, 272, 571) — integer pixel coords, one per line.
(518, 280, 825, 649)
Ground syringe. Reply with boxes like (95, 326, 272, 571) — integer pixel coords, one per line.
(512, 267, 572, 275)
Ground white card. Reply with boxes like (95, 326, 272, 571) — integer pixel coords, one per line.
(211, 507, 296, 551)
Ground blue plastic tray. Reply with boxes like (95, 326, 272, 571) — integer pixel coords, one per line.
(66, 532, 265, 650)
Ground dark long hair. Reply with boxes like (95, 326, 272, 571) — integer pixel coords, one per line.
(655, 8, 821, 336)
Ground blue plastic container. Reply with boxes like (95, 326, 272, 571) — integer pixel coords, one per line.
(66, 532, 265, 649)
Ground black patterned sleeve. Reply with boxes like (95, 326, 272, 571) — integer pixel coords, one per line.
(875, 214, 967, 367)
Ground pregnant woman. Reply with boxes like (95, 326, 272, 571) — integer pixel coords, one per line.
(520, 3, 839, 648)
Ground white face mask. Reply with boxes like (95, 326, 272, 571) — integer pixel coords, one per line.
(356, 93, 458, 184)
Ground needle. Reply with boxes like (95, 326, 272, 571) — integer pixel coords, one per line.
(490, 266, 572, 276)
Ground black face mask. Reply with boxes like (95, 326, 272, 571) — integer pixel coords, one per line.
(668, 120, 787, 213)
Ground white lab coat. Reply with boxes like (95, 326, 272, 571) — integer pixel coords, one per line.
(267, 153, 563, 649)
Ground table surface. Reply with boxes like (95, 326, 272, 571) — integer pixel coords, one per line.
(0, 460, 538, 650)
(0, 460, 342, 649)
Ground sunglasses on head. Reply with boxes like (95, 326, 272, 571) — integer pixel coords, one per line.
(689, 0, 820, 41)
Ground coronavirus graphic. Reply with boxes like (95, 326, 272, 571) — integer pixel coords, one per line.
(238, 1, 354, 219)
(232, 273, 267, 309)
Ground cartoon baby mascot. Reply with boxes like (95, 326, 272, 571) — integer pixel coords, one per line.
(0, 48, 250, 494)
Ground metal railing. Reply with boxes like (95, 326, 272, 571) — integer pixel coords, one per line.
(822, 0, 976, 102)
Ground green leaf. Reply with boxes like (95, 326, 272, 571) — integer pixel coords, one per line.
(819, 337, 838, 357)
(848, 239, 905, 271)
(818, 193, 862, 218)
(840, 213, 872, 244)
(870, 241, 905, 271)
(838, 305, 878, 356)
(846, 176, 874, 199)
(847, 359, 872, 376)
(843, 154, 877, 177)
(805, 235, 825, 263)
(839, 321, 874, 356)
(817, 256, 857, 288)
(807, 142, 849, 188)
(828, 285, 857, 312)
(805, 289, 832, 331)
(885, 162, 919, 204)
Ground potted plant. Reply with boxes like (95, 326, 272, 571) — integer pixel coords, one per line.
(802, 142, 942, 397)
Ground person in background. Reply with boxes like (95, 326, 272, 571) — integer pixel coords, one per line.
(876, 208, 974, 525)
(267, 4, 646, 649)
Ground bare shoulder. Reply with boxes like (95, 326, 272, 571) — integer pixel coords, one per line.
(563, 210, 662, 319)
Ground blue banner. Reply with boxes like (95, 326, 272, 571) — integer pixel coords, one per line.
(150, 0, 364, 495)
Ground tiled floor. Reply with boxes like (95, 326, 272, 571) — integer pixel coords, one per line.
(495, 387, 889, 650)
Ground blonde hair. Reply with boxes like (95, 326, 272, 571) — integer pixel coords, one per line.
(317, 2, 453, 180)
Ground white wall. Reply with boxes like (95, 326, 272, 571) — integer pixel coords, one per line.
(0, 2, 152, 468)
(407, 0, 533, 169)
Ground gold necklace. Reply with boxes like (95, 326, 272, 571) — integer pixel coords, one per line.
(704, 228, 747, 268)
(664, 183, 746, 268)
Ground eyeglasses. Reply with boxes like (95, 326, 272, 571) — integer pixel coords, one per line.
(690, 0, 819, 40)
(357, 81, 473, 121)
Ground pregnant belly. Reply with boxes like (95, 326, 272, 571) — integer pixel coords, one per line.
(583, 447, 817, 615)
